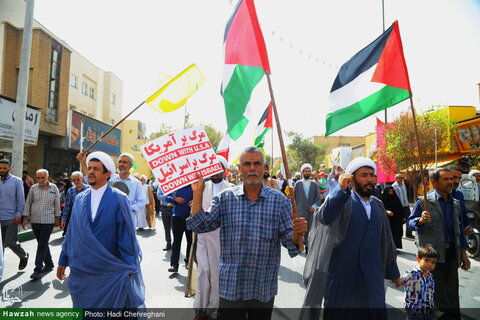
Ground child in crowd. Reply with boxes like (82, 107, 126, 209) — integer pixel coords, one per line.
(401, 244, 438, 320)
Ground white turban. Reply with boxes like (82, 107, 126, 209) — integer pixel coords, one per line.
(216, 155, 228, 170)
(86, 151, 116, 175)
(301, 163, 313, 172)
(295, 172, 301, 177)
(469, 170, 480, 179)
(345, 157, 376, 175)
(140, 174, 148, 180)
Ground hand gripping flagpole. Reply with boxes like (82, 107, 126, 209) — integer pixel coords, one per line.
(265, 72, 304, 251)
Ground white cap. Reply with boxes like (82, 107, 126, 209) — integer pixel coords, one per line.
(345, 157, 376, 175)
(301, 163, 312, 172)
(86, 151, 116, 174)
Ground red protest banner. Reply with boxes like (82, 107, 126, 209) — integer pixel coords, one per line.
(141, 126, 223, 194)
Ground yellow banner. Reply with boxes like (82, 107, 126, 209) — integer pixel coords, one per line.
(146, 64, 206, 113)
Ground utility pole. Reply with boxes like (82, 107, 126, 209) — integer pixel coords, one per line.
(12, 0, 35, 177)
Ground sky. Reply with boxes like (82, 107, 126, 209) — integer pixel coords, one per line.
(33, 0, 480, 159)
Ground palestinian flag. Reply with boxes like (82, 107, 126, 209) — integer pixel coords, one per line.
(222, 0, 270, 141)
(254, 101, 273, 148)
(215, 132, 231, 162)
(326, 20, 412, 136)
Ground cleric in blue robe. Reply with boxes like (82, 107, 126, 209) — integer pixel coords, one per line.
(57, 151, 145, 308)
(301, 157, 401, 320)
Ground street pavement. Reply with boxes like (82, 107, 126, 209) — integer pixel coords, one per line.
(1, 216, 479, 319)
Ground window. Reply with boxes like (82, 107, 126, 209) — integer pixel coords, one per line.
(82, 83, 88, 95)
(47, 40, 62, 122)
(110, 93, 116, 105)
(89, 87, 95, 99)
(70, 74, 78, 88)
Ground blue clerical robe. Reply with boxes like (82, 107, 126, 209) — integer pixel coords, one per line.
(301, 185, 399, 320)
(324, 190, 385, 309)
(58, 186, 144, 308)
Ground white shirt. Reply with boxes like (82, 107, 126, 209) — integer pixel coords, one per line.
(212, 182, 223, 197)
(90, 183, 108, 221)
(354, 190, 373, 220)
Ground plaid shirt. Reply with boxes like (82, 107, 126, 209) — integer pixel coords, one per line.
(61, 184, 89, 221)
(186, 185, 301, 302)
(23, 182, 61, 224)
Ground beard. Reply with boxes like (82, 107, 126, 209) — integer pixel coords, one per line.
(354, 178, 374, 198)
(244, 172, 261, 186)
(303, 174, 311, 180)
(211, 173, 224, 184)
(263, 172, 270, 179)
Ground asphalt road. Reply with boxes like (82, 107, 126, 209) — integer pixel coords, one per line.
(1, 216, 479, 319)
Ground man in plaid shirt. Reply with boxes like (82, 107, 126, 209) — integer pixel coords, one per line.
(187, 146, 307, 320)
(22, 169, 61, 280)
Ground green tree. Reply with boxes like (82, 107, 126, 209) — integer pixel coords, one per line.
(285, 131, 328, 171)
(149, 123, 175, 139)
(203, 124, 223, 150)
(377, 107, 456, 175)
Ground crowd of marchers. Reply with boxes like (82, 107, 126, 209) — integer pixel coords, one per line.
(0, 148, 476, 320)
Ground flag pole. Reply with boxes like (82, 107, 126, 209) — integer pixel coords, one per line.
(265, 72, 304, 251)
(83, 101, 145, 153)
(271, 123, 274, 172)
(184, 105, 188, 129)
(409, 97, 429, 211)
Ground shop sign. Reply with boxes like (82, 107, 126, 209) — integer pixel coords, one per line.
(454, 118, 480, 153)
(0, 98, 40, 145)
(69, 111, 121, 155)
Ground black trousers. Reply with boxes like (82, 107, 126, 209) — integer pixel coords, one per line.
(431, 246, 461, 320)
(218, 297, 275, 320)
(31, 223, 54, 272)
(1, 221, 28, 260)
(160, 206, 173, 246)
(170, 216, 192, 267)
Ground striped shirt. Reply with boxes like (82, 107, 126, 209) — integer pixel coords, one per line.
(186, 185, 301, 302)
(23, 182, 61, 224)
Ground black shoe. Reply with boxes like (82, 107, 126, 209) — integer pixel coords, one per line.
(19, 253, 29, 270)
(184, 258, 188, 264)
(163, 245, 172, 251)
(168, 266, 178, 273)
(405, 235, 415, 239)
(30, 271, 42, 280)
(41, 265, 54, 273)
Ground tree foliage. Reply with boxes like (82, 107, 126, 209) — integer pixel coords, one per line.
(377, 107, 456, 175)
(203, 124, 223, 150)
(149, 123, 175, 139)
(285, 131, 328, 172)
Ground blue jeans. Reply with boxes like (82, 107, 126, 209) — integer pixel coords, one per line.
(31, 223, 54, 272)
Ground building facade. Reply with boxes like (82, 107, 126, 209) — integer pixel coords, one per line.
(121, 120, 152, 178)
(0, 0, 123, 176)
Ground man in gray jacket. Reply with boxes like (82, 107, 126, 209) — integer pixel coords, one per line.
(408, 168, 470, 320)
(293, 163, 321, 254)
